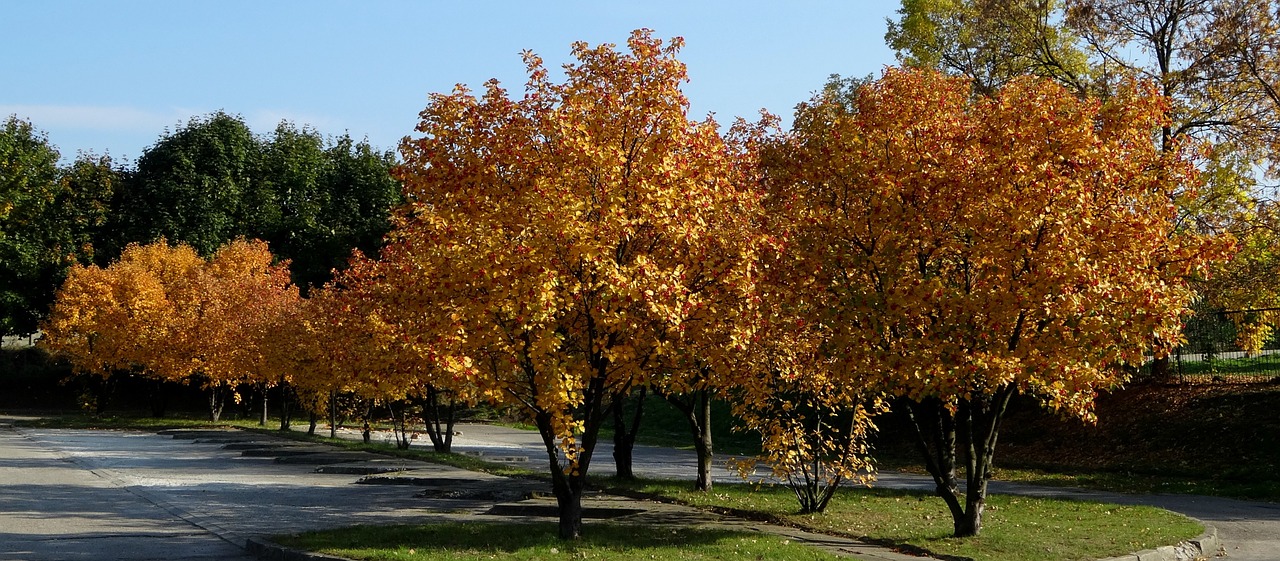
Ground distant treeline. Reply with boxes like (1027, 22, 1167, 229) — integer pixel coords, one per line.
(0, 112, 402, 338)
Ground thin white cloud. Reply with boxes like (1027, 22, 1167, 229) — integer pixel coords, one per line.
(247, 109, 341, 134)
(0, 104, 186, 133)
(0, 104, 341, 137)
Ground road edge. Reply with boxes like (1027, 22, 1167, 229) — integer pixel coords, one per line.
(1097, 523, 1220, 561)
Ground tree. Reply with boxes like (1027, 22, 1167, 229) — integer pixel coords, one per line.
(886, 0, 1093, 96)
(887, 0, 1280, 388)
(0, 116, 65, 337)
(41, 241, 205, 393)
(391, 30, 762, 539)
(121, 112, 267, 256)
(42, 238, 298, 422)
(261, 126, 401, 293)
(190, 239, 298, 422)
(58, 153, 125, 267)
(765, 68, 1226, 536)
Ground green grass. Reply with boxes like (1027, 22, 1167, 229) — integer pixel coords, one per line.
(984, 464, 1280, 502)
(606, 479, 1203, 561)
(9, 411, 261, 430)
(274, 522, 840, 561)
(1177, 355, 1280, 378)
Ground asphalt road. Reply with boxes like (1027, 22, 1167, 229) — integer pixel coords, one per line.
(0, 421, 539, 561)
(2, 419, 1277, 560)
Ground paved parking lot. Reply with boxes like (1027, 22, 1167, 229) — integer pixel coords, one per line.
(0, 424, 538, 561)
(4, 418, 1278, 560)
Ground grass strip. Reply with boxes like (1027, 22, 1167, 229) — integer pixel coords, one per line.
(986, 464, 1280, 502)
(606, 479, 1203, 561)
(274, 521, 841, 561)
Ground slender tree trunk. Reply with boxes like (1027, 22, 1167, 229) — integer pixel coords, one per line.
(328, 391, 338, 439)
(610, 387, 646, 480)
(421, 386, 457, 453)
(359, 400, 374, 444)
(259, 385, 269, 426)
(207, 384, 226, 423)
(91, 374, 117, 415)
(665, 389, 714, 491)
(307, 410, 318, 436)
(147, 378, 167, 418)
(694, 390, 713, 491)
(905, 385, 1015, 538)
(278, 382, 292, 431)
(389, 400, 412, 449)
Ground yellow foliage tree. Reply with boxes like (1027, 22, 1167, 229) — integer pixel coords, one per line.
(763, 68, 1229, 537)
(43, 239, 298, 421)
(391, 30, 762, 538)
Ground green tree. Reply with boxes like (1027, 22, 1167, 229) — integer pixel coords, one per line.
(0, 116, 65, 337)
(58, 153, 125, 267)
(121, 112, 268, 256)
(308, 133, 399, 291)
(886, 0, 1093, 96)
(260, 125, 399, 292)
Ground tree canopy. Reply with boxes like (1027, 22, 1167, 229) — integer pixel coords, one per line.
(760, 67, 1227, 536)
(390, 29, 764, 539)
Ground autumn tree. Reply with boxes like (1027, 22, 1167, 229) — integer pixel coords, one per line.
(886, 0, 1093, 96)
(391, 30, 762, 539)
(766, 68, 1225, 537)
(41, 241, 205, 404)
(42, 239, 297, 421)
(191, 239, 299, 422)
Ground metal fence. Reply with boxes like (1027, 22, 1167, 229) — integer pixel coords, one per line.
(1160, 308, 1280, 384)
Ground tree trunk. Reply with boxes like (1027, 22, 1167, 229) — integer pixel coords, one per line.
(307, 411, 318, 436)
(207, 384, 226, 423)
(551, 466, 585, 540)
(259, 385, 269, 426)
(610, 387, 646, 480)
(531, 376, 608, 540)
(1151, 355, 1171, 380)
(665, 389, 714, 491)
(389, 400, 412, 449)
(90, 374, 117, 415)
(147, 378, 167, 418)
(905, 386, 1015, 538)
(328, 391, 338, 439)
(693, 390, 713, 491)
(421, 386, 456, 453)
(278, 383, 292, 431)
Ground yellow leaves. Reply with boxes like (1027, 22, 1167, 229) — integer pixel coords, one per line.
(41, 239, 300, 390)
(762, 67, 1225, 422)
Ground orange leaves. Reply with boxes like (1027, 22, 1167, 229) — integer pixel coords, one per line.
(389, 30, 765, 476)
(41, 239, 299, 391)
(765, 68, 1226, 419)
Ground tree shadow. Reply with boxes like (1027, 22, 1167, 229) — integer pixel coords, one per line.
(281, 521, 778, 555)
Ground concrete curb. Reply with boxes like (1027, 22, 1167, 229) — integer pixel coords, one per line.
(245, 537, 354, 561)
(1098, 524, 1220, 561)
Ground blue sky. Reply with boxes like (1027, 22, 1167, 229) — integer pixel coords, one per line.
(2, 1, 902, 163)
